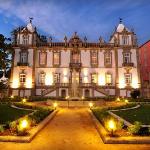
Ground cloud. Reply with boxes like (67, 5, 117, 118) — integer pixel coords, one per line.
(0, 0, 149, 43)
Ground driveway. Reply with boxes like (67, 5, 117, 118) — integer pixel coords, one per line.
(0, 108, 150, 150)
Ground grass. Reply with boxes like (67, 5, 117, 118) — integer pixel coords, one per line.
(0, 104, 32, 124)
(113, 104, 150, 125)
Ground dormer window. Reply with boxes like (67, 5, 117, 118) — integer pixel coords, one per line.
(23, 35, 29, 45)
(122, 35, 129, 45)
(20, 51, 28, 63)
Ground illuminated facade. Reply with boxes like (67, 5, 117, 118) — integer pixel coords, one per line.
(9, 19, 140, 98)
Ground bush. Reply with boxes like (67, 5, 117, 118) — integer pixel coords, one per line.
(0, 125, 4, 133)
(138, 127, 150, 136)
(28, 108, 52, 124)
(130, 90, 140, 99)
(128, 121, 141, 135)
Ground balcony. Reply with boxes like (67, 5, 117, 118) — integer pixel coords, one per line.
(69, 63, 82, 69)
(122, 62, 134, 67)
(17, 62, 29, 66)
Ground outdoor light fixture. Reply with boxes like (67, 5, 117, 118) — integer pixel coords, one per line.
(65, 96, 69, 99)
(81, 96, 84, 100)
(53, 102, 58, 109)
(22, 98, 27, 103)
(10, 95, 14, 99)
(125, 99, 129, 103)
(89, 102, 94, 108)
(108, 120, 116, 136)
(116, 97, 120, 102)
(20, 119, 29, 130)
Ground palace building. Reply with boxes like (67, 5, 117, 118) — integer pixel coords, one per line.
(9, 19, 141, 98)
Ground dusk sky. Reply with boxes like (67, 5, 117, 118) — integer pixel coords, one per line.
(0, 0, 149, 44)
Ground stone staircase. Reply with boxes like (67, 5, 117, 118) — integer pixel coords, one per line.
(42, 86, 57, 96)
(93, 85, 109, 96)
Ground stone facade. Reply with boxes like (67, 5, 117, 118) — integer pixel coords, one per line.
(9, 19, 140, 98)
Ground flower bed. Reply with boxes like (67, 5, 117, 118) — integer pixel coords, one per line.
(92, 104, 150, 137)
(0, 103, 54, 136)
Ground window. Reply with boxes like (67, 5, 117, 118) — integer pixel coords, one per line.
(91, 51, 98, 66)
(104, 52, 112, 66)
(20, 73, 26, 84)
(91, 73, 98, 83)
(72, 52, 80, 63)
(106, 73, 112, 85)
(122, 35, 129, 45)
(39, 52, 47, 66)
(20, 52, 28, 63)
(39, 72, 45, 84)
(53, 52, 60, 66)
(54, 73, 60, 83)
(123, 52, 131, 63)
(23, 35, 29, 45)
(125, 73, 132, 84)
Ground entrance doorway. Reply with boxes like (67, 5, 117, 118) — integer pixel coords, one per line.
(61, 89, 66, 98)
(85, 89, 90, 98)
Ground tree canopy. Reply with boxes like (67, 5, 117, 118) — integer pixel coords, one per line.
(0, 34, 13, 78)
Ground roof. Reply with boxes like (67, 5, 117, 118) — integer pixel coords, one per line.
(139, 40, 150, 48)
(116, 23, 130, 33)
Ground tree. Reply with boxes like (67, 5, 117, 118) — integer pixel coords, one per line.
(0, 34, 13, 77)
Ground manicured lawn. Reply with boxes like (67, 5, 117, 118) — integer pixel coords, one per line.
(113, 104, 150, 125)
(0, 104, 32, 124)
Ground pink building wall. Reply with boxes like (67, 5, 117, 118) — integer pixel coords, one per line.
(139, 40, 150, 82)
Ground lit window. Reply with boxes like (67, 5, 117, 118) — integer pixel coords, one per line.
(125, 73, 132, 84)
(20, 73, 26, 84)
(54, 73, 60, 83)
(105, 52, 112, 66)
(53, 52, 60, 66)
(39, 52, 47, 65)
(91, 73, 98, 83)
(39, 72, 45, 84)
(23, 35, 28, 45)
(91, 51, 98, 66)
(72, 52, 80, 63)
(20, 52, 28, 63)
(122, 35, 129, 45)
(123, 52, 131, 63)
(106, 73, 112, 85)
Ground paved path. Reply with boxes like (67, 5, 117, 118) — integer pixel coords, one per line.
(0, 108, 150, 150)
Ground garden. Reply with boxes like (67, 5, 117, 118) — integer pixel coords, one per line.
(92, 103, 150, 137)
(0, 102, 54, 136)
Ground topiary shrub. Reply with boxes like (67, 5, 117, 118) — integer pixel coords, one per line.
(127, 121, 141, 135)
(130, 90, 140, 99)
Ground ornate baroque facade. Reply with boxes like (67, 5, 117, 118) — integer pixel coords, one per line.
(9, 19, 141, 98)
